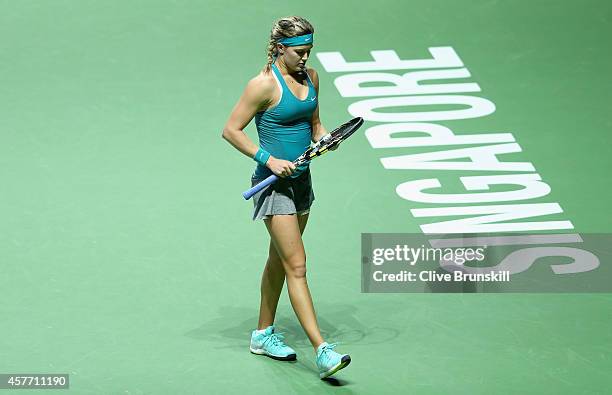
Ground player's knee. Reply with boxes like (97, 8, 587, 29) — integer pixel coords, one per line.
(284, 257, 307, 279)
(289, 265, 307, 279)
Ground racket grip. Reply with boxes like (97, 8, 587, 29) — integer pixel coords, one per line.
(242, 174, 279, 200)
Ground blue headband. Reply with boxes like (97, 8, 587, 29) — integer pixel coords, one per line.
(277, 33, 314, 47)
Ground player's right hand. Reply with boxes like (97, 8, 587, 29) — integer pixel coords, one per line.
(266, 157, 296, 178)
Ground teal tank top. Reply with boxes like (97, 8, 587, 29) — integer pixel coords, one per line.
(253, 63, 318, 179)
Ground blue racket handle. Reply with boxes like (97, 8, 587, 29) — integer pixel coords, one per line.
(242, 174, 279, 200)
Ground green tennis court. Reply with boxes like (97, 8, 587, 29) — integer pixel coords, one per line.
(2, 0, 611, 393)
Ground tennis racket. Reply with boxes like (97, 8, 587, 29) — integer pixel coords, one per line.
(242, 116, 364, 200)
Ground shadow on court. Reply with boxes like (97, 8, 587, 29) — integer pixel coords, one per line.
(185, 304, 401, 389)
(186, 304, 401, 347)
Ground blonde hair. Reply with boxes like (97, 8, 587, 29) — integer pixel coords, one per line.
(262, 16, 315, 73)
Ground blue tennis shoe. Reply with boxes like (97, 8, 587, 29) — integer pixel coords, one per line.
(316, 342, 351, 379)
(250, 325, 297, 361)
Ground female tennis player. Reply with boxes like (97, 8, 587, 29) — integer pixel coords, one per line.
(222, 16, 351, 379)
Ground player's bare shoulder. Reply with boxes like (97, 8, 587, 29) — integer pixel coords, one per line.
(251, 70, 277, 94)
(244, 70, 277, 111)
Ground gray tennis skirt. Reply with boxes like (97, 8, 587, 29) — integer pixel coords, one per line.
(251, 169, 315, 220)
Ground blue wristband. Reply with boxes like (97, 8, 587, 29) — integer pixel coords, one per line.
(254, 148, 271, 166)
